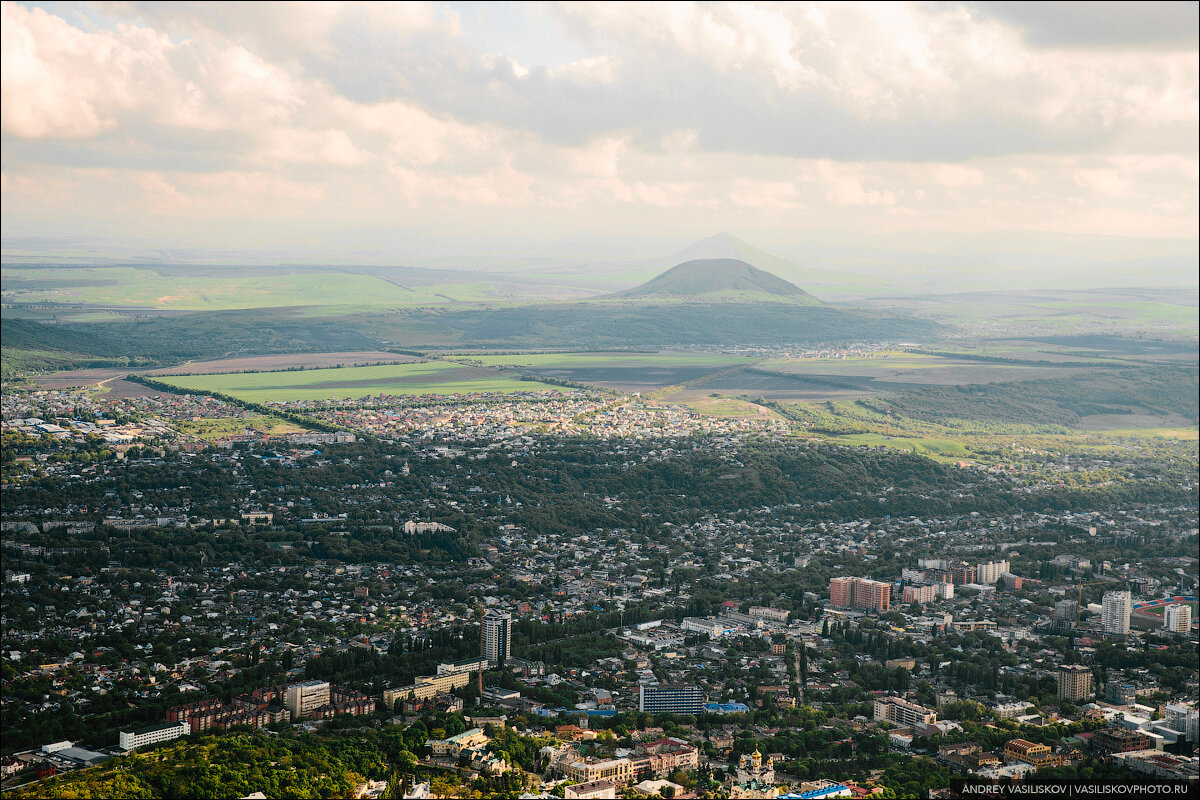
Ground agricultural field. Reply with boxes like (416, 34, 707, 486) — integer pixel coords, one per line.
(28, 352, 423, 391)
(755, 350, 1077, 386)
(688, 368, 881, 401)
(30, 368, 172, 399)
(923, 336, 1199, 364)
(444, 350, 756, 391)
(144, 351, 421, 375)
(153, 361, 569, 402)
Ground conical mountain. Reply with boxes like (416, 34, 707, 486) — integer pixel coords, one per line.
(616, 258, 822, 302)
(668, 232, 800, 277)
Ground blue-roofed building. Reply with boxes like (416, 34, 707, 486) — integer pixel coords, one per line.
(779, 779, 852, 799)
(703, 702, 750, 714)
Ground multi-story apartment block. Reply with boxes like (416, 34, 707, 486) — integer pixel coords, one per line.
(829, 576, 891, 612)
(1091, 728, 1152, 754)
(639, 685, 704, 715)
(437, 657, 488, 677)
(383, 670, 474, 709)
(873, 697, 937, 727)
(1056, 664, 1092, 701)
(1163, 603, 1192, 633)
(976, 560, 1010, 584)
(1163, 704, 1199, 742)
(119, 721, 190, 751)
(1102, 591, 1132, 635)
(285, 680, 330, 721)
(903, 584, 937, 604)
(483, 610, 512, 667)
(903, 582, 957, 604)
(951, 564, 977, 585)
(1054, 600, 1079, 621)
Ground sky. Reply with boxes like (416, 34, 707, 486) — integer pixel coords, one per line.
(1, 1, 1197, 288)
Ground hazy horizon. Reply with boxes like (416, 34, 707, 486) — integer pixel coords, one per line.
(2, 1, 1197, 294)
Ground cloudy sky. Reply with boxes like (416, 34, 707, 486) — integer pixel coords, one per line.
(2, 1, 1197, 286)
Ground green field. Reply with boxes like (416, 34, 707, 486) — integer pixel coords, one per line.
(1, 266, 526, 310)
(835, 432, 973, 461)
(447, 351, 755, 368)
(154, 362, 569, 402)
(440, 350, 757, 392)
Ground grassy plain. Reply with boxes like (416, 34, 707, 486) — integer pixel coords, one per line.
(153, 361, 568, 402)
(170, 415, 308, 441)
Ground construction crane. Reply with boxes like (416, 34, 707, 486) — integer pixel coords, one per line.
(1076, 577, 1119, 623)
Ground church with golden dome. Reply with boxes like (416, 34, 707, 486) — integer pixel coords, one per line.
(730, 745, 778, 799)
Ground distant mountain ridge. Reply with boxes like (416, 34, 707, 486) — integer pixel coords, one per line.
(615, 258, 822, 302)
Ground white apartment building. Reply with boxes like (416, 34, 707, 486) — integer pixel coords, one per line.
(873, 697, 937, 727)
(285, 680, 331, 720)
(1163, 604, 1192, 634)
(1102, 590, 1132, 635)
(976, 560, 1010, 585)
(1163, 704, 1199, 742)
(119, 720, 190, 751)
(483, 610, 512, 666)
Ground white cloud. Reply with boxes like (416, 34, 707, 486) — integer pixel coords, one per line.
(810, 161, 898, 207)
(0, 0, 1195, 263)
(550, 55, 620, 84)
(1, 3, 130, 138)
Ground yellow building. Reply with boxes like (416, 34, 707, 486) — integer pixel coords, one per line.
(1002, 739, 1065, 769)
(429, 728, 488, 758)
(561, 757, 633, 784)
(383, 671, 472, 708)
